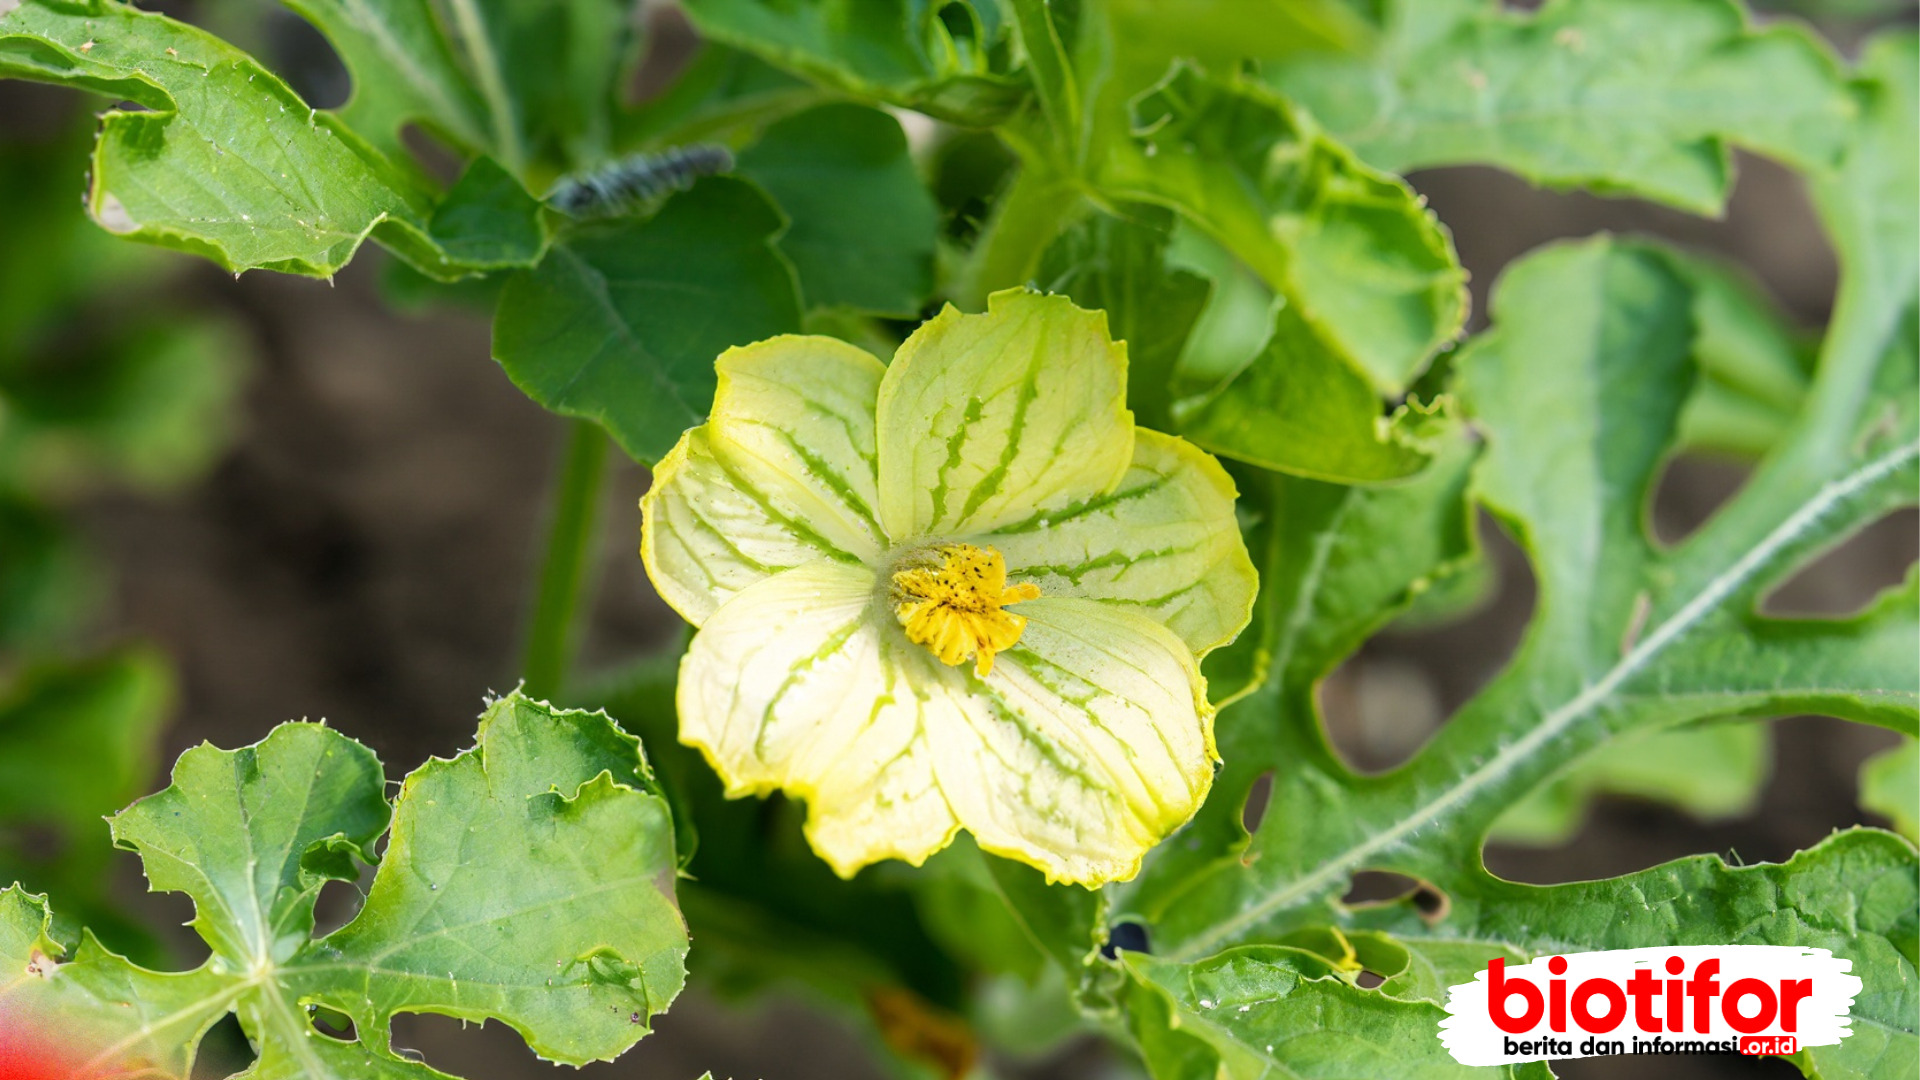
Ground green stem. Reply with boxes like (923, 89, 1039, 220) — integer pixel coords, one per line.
(520, 419, 609, 701)
(957, 158, 1086, 309)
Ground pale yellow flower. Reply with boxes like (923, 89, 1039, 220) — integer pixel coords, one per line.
(641, 290, 1256, 885)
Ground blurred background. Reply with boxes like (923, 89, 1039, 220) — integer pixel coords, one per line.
(0, 2, 1913, 1078)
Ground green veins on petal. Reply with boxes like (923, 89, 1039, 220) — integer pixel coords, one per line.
(640, 289, 1257, 886)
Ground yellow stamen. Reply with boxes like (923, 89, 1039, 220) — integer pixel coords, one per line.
(891, 543, 1041, 677)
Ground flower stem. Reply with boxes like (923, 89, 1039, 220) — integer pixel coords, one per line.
(520, 419, 608, 700)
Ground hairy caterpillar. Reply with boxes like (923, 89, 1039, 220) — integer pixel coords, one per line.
(547, 145, 735, 218)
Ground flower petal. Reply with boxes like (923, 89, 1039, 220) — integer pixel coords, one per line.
(929, 597, 1216, 886)
(986, 429, 1258, 658)
(877, 290, 1134, 539)
(641, 336, 884, 624)
(678, 563, 1214, 884)
(709, 335, 888, 554)
(676, 560, 962, 874)
(642, 430, 857, 624)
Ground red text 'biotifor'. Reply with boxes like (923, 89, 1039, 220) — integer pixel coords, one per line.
(1438, 945, 1861, 1065)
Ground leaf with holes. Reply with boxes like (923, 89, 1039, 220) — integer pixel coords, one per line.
(0, 0, 546, 279)
(1114, 218, 1915, 1072)
(1109, 45, 1919, 1074)
(1266, 0, 1855, 215)
(0, 692, 687, 1078)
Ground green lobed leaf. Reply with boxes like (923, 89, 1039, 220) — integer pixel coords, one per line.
(1043, 62, 1465, 481)
(493, 176, 803, 465)
(1860, 737, 1918, 843)
(276, 0, 489, 161)
(0, 0, 546, 279)
(679, 0, 1028, 127)
(0, 692, 688, 1077)
(952, 5, 1462, 481)
(1111, 82, 1919, 1049)
(1448, 243, 1816, 842)
(735, 103, 940, 317)
(1267, 0, 1855, 215)
(1464, 40, 1917, 939)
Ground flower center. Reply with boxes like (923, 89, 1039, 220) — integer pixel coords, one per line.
(890, 543, 1041, 678)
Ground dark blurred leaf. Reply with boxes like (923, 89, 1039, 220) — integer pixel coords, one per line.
(925, 128, 1017, 246)
(1860, 736, 1917, 842)
(0, 496, 98, 650)
(737, 103, 939, 316)
(494, 177, 802, 464)
(0, 649, 170, 956)
(0, 118, 166, 358)
(376, 260, 512, 313)
(0, 317, 249, 493)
